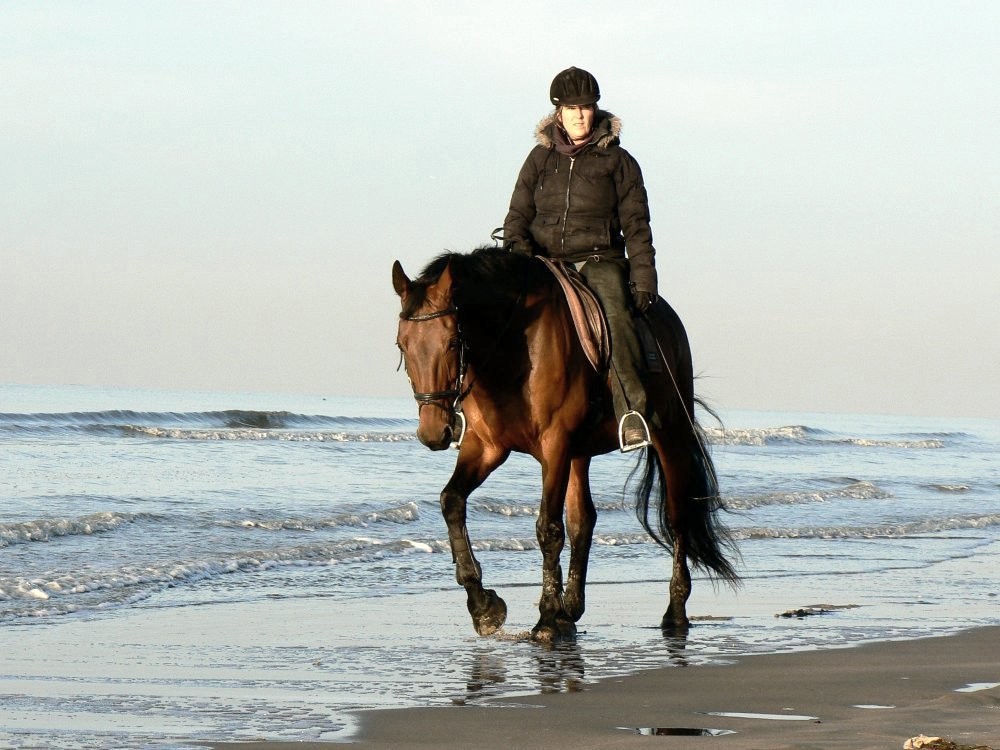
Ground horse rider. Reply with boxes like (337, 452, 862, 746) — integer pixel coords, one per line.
(502, 66, 659, 452)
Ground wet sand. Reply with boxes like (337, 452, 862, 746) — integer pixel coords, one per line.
(211, 626, 999, 750)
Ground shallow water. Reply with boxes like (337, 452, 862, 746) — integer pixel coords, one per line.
(1, 383, 998, 747)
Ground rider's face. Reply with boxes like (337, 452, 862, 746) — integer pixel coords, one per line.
(559, 105, 595, 144)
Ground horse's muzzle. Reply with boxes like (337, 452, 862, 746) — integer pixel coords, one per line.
(416, 409, 466, 451)
(417, 421, 454, 451)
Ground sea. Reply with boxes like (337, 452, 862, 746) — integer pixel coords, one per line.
(1, 382, 998, 748)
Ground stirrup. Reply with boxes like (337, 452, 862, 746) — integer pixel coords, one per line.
(450, 410, 467, 450)
(618, 411, 651, 453)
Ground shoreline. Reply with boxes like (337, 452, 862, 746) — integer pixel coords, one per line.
(212, 626, 1000, 750)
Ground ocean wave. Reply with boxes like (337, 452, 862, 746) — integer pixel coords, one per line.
(0, 535, 441, 619)
(0, 529, 650, 619)
(0, 512, 155, 549)
(475, 482, 891, 516)
(123, 426, 418, 442)
(5, 510, 998, 620)
(224, 502, 420, 530)
(1, 411, 955, 450)
(0, 409, 415, 439)
(736, 513, 1000, 540)
(464, 512, 1000, 548)
(704, 425, 945, 449)
(726, 481, 893, 510)
(838, 437, 945, 449)
(705, 425, 815, 446)
(464, 533, 651, 551)
(476, 499, 628, 517)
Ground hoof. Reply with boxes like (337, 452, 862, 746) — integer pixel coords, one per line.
(469, 589, 507, 636)
(531, 617, 577, 643)
(660, 610, 691, 635)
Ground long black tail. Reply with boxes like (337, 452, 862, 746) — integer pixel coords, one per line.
(632, 423, 740, 585)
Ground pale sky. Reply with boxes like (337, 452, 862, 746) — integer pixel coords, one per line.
(2, 1, 998, 418)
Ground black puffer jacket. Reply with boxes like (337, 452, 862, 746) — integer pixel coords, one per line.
(503, 110, 657, 294)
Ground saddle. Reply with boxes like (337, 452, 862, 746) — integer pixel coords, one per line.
(538, 258, 609, 372)
(538, 257, 662, 375)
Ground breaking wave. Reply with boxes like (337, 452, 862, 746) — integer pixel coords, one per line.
(476, 499, 628, 517)
(0, 536, 440, 619)
(224, 502, 420, 531)
(726, 481, 893, 510)
(0, 412, 958, 449)
(5, 510, 999, 621)
(0, 410, 417, 441)
(0, 512, 157, 549)
(735, 513, 1000, 540)
(476, 482, 893, 516)
(704, 425, 945, 449)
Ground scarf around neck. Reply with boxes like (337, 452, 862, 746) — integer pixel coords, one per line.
(553, 124, 594, 157)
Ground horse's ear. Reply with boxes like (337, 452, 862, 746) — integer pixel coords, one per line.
(427, 261, 456, 307)
(437, 261, 453, 291)
(392, 260, 410, 298)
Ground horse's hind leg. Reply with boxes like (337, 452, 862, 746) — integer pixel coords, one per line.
(441, 443, 509, 636)
(653, 436, 693, 632)
(564, 456, 596, 622)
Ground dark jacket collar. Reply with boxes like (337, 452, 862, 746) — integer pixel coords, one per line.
(534, 110, 622, 150)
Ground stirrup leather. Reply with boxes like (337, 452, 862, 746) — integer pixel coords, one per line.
(618, 411, 651, 453)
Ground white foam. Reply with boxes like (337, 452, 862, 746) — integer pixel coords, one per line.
(955, 682, 1000, 693)
(727, 481, 892, 510)
(0, 512, 148, 549)
(228, 502, 419, 531)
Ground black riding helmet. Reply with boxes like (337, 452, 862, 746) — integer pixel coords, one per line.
(549, 66, 600, 106)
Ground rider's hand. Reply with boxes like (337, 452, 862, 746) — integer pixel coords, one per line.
(507, 240, 535, 256)
(631, 288, 655, 314)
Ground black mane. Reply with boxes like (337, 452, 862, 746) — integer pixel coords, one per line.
(404, 246, 548, 318)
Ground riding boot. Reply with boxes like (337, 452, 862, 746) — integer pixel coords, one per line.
(577, 258, 653, 449)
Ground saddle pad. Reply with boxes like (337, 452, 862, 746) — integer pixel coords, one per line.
(538, 257, 610, 372)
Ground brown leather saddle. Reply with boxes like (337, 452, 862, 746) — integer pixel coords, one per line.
(538, 258, 609, 372)
(538, 257, 663, 375)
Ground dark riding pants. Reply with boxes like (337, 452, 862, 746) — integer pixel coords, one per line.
(576, 258, 648, 425)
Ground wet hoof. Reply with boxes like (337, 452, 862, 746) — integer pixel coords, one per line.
(469, 589, 507, 636)
(660, 608, 691, 635)
(531, 617, 577, 643)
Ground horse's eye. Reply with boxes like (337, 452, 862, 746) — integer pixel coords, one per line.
(448, 338, 460, 351)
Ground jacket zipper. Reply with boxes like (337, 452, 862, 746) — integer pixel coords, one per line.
(560, 157, 575, 255)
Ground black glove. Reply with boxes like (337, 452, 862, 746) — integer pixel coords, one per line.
(508, 241, 534, 256)
(631, 287, 655, 314)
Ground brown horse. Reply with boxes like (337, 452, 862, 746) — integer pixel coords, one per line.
(392, 246, 738, 640)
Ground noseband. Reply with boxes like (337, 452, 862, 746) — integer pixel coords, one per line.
(398, 305, 470, 445)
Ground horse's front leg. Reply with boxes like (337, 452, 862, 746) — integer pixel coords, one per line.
(563, 456, 596, 623)
(532, 444, 575, 642)
(441, 438, 509, 636)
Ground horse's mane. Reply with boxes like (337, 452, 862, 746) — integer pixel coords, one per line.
(403, 246, 547, 318)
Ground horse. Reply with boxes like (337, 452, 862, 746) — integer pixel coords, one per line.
(392, 246, 738, 641)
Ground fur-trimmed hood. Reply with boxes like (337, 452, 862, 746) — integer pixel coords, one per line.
(534, 109, 622, 150)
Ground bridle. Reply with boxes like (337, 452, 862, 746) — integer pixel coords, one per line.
(397, 305, 470, 448)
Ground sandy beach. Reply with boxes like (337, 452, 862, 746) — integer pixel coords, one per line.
(212, 626, 999, 750)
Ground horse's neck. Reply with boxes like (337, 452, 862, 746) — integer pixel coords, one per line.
(467, 288, 578, 394)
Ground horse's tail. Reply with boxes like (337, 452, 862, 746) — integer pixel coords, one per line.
(632, 419, 740, 585)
